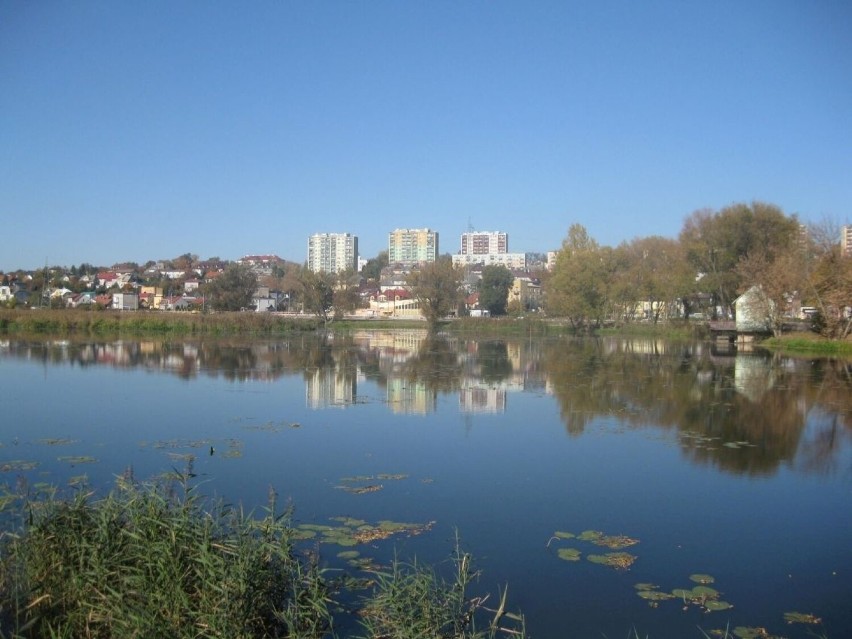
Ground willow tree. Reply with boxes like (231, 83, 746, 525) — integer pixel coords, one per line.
(407, 257, 463, 330)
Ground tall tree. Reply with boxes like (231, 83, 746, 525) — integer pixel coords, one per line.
(407, 257, 463, 330)
(477, 265, 514, 316)
(298, 268, 335, 323)
(361, 251, 388, 283)
(804, 220, 852, 339)
(679, 202, 800, 318)
(545, 224, 613, 329)
(206, 264, 258, 311)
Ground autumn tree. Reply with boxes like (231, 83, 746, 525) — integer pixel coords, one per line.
(804, 220, 852, 339)
(679, 202, 800, 318)
(477, 265, 514, 316)
(297, 268, 335, 323)
(407, 257, 463, 330)
(613, 236, 693, 323)
(332, 269, 362, 319)
(206, 263, 258, 311)
(545, 224, 614, 329)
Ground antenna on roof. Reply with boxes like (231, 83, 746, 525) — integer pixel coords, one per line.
(467, 217, 474, 232)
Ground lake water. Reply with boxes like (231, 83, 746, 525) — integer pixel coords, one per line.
(1, 331, 850, 638)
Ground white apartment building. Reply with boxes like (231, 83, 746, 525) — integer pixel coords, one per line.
(842, 225, 852, 257)
(460, 231, 508, 255)
(388, 228, 438, 265)
(451, 252, 526, 269)
(308, 233, 358, 273)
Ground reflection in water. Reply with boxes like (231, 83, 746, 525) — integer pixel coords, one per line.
(2, 334, 850, 477)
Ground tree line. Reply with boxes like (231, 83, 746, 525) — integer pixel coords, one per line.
(543, 202, 851, 339)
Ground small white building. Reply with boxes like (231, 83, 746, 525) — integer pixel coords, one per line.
(112, 293, 139, 311)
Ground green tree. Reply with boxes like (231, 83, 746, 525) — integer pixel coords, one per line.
(477, 265, 514, 316)
(613, 236, 693, 323)
(206, 264, 257, 311)
(679, 202, 800, 318)
(361, 251, 388, 283)
(407, 257, 463, 330)
(545, 224, 613, 329)
(298, 268, 335, 322)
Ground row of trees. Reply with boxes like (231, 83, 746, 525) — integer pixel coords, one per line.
(544, 202, 851, 338)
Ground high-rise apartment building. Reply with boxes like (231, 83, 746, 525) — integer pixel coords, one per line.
(388, 228, 438, 265)
(307, 232, 358, 273)
(460, 231, 508, 255)
(842, 225, 852, 257)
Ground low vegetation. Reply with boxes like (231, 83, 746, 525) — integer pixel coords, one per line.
(0, 481, 525, 639)
(0, 309, 321, 336)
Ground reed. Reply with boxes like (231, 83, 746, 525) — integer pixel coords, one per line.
(0, 482, 332, 638)
(0, 309, 321, 337)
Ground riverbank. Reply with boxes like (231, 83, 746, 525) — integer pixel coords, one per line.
(759, 332, 852, 357)
(0, 308, 322, 336)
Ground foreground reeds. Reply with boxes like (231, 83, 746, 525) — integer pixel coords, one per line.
(0, 481, 525, 639)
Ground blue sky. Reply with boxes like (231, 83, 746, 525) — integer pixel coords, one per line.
(1, 0, 850, 271)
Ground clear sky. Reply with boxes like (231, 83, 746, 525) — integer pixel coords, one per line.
(1, 0, 850, 271)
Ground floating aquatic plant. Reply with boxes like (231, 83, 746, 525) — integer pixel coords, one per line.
(57, 456, 98, 465)
(38, 438, 78, 446)
(0, 460, 38, 472)
(556, 547, 581, 561)
(689, 573, 715, 584)
(783, 611, 821, 625)
(586, 552, 636, 570)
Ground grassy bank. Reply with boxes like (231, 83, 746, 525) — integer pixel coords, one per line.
(0, 481, 525, 639)
(759, 332, 852, 357)
(0, 309, 321, 337)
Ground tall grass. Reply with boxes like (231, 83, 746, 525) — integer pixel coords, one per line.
(0, 309, 321, 337)
(0, 481, 332, 638)
(357, 543, 526, 639)
(0, 481, 526, 639)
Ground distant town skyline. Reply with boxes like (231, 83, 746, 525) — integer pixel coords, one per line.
(2, 2, 850, 272)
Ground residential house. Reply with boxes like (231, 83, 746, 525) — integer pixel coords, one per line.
(112, 293, 139, 311)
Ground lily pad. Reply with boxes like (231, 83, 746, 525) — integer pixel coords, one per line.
(57, 456, 98, 465)
(783, 611, 821, 625)
(0, 460, 38, 472)
(732, 627, 774, 639)
(587, 552, 636, 570)
(704, 600, 733, 612)
(636, 590, 675, 602)
(557, 547, 581, 561)
(689, 573, 715, 584)
(337, 550, 360, 560)
(553, 531, 575, 540)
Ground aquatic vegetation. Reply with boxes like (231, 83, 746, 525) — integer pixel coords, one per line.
(37, 438, 78, 446)
(549, 528, 639, 569)
(358, 544, 527, 639)
(783, 611, 821, 625)
(636, 577, 733, 614)
(0, 460, 38, 472)
(557, 547, 581, 561)
(0, 483, 333, 638)
(296, 518, 435, 547)
(586, 552, 636, 570)
(337, 484, 383, 495)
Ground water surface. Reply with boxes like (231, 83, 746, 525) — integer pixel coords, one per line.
(1, 332, 850, 638)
